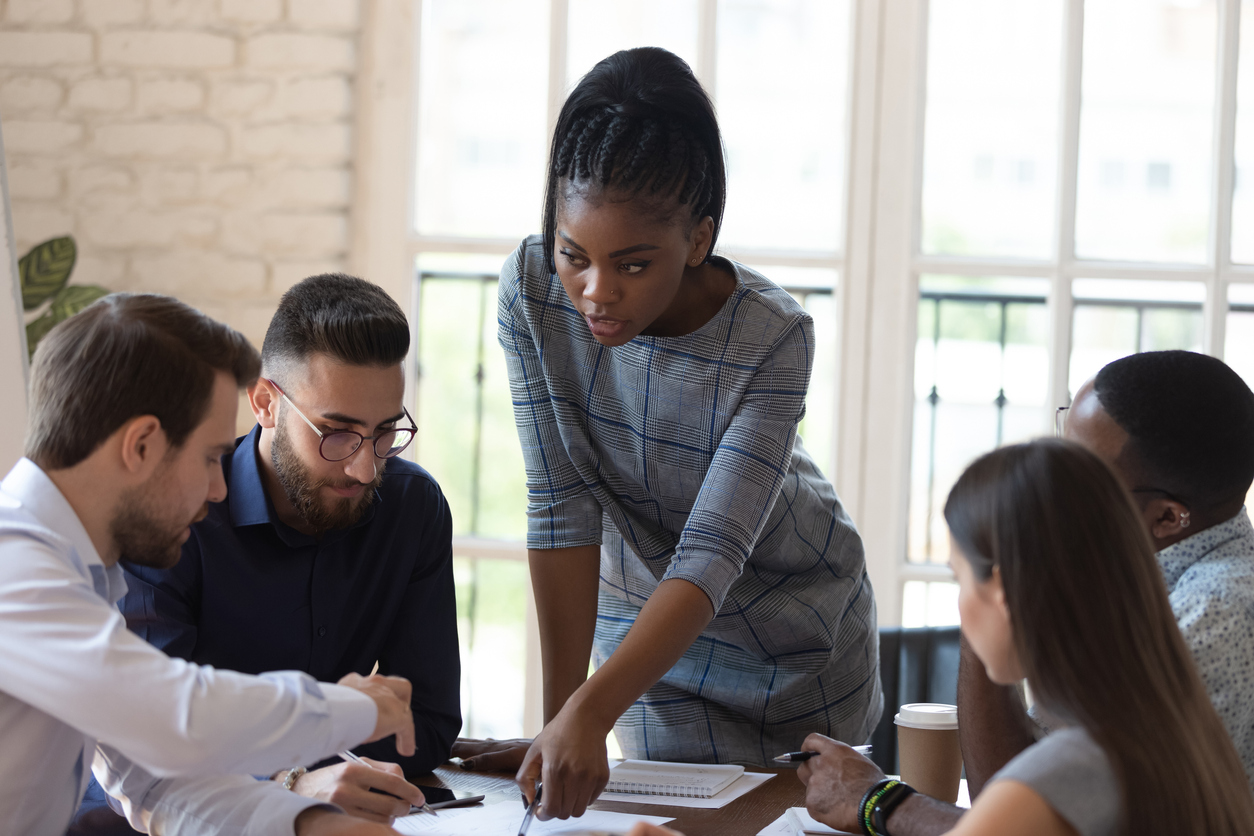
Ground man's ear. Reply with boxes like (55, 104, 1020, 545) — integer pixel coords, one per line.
(118, 415, 168, 477)
(1145, 498, 1191, 541)
(249, 377, 280, 429)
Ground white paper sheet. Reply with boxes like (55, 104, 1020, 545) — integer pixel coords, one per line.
(756, 780, 972, 836)
(392, 801, 674, 836)
(597, 771, 775, 808)
(757, 807, 856, 836)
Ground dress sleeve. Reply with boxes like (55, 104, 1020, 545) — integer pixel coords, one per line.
(498, 242, 604, 550)
(990, 728, 1121, 836)
(661, 315, 814, 612)
(363, 478, 462, 776)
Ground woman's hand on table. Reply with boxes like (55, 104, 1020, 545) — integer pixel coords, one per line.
(451, 737, 533, 772)
(796, 732, 886, 833)
(515, 701, 612, 820)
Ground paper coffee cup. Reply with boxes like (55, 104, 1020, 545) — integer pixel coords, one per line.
(894, 703, 962, 803)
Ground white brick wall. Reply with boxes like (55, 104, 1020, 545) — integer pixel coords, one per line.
(0, 0, 362, 393)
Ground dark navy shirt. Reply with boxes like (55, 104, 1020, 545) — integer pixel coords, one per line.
(122, 424, 460, 773)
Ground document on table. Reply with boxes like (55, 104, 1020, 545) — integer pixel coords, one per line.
(598, 770, 776, 808)
(757, 807, 856, 836)
(392, 801, 674, 836)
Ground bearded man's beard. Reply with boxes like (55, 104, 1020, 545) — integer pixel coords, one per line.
(114, 474, 208, 570)
(271, 417, 383, 535)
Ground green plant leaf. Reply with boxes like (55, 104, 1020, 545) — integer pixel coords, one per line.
(18, 236, 76, 311)
(25, 311, 56, 360)
(50, 285, 110, 321)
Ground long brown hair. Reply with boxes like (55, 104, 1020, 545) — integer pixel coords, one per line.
(944, 440, 1254, 836)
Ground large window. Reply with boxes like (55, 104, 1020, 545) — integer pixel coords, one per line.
(903, 0, 1254, 625)
(369, 0, 1254, 730)
(407, 0, 855, 738)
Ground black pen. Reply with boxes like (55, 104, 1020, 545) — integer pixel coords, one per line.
(773, 744, 871, 763)
(518, 782, 543, 836)
(337, 750, 438, 816)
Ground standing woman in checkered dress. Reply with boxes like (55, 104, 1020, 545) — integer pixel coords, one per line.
(468, 47, 880, 819)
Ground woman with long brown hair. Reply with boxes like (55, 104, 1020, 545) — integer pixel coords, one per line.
(939, 439, 1254, 835)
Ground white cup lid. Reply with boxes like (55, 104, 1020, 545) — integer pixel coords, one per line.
(894, 702, 959, 730)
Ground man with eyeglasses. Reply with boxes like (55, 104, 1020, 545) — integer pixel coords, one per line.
(790, 350, 1254, 836)
(72, 274, 459, 834)
(960, 350, 1254, 790)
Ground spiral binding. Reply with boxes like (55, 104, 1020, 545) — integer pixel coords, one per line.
(604, 779, 718, 798)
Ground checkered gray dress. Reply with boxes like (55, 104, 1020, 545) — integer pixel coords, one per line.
(499, 236, 881, 766)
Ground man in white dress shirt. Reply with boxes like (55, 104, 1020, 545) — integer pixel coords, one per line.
(0, 293, 421, 835)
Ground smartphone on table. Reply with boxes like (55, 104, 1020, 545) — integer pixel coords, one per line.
(414, 786, 486, 810)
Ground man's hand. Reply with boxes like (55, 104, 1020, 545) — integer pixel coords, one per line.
(294, 808, 402, 836)
(796, 733, 886, 833)
(337, 673, 416, 757)
(451, 737, 532, 772)
(290, 758, 424, 824)
(515, 704, 610, 821)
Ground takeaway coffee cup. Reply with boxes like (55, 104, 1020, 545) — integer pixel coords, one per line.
(894, 703, 962, 803)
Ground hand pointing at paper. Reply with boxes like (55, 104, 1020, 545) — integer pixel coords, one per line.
(337, 672, 416, 757)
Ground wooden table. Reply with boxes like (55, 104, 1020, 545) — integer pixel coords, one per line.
(416, 764, 808, 836)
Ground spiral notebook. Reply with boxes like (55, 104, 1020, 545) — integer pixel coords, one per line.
(604, 760, 745, 798)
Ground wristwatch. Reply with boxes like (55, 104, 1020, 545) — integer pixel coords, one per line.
(281, 766, 307, 792)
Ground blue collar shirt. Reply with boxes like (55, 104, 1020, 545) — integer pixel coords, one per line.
(120, 425, 461, 775)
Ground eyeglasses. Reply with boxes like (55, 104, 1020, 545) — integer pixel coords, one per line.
(266, 379, 417, 462)
(1054, 406, 1069, 438)
(1054, 402, 1189, 507)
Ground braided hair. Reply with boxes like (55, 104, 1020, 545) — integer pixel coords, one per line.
(542, 47, 727, 270)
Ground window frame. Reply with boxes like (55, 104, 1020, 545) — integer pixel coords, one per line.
(859, 0, 1254, 626)
(350, 0, 1254, 646)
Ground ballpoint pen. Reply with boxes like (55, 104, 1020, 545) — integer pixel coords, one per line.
(773, 744, 872, 763)
(517, 782, 543, 836)
(337, 750, 438, 816)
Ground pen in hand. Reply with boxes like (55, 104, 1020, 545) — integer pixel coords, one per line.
(337, 750, 438, 816)
(518, 782, 543, 836)
(773, 744, 872, 763)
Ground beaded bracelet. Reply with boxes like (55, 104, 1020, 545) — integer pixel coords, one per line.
(857, 779, 916, 836)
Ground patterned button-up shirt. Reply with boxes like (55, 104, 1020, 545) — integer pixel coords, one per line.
(1157, 507, 1254, 787)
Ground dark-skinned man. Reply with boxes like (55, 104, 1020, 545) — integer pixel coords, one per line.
(796, 350, 1254, 836)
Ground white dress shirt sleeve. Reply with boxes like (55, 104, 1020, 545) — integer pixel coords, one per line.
(0, 532, 378, 777)
(93, 745, 338, 836)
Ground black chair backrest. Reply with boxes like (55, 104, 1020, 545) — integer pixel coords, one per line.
(870, 626, 961, 774)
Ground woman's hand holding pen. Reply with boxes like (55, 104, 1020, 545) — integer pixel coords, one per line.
(337, 672, 416, 757)
(515, 695, 612, 821)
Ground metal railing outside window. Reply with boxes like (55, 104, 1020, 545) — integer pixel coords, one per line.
(410, 270, 839, 737)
